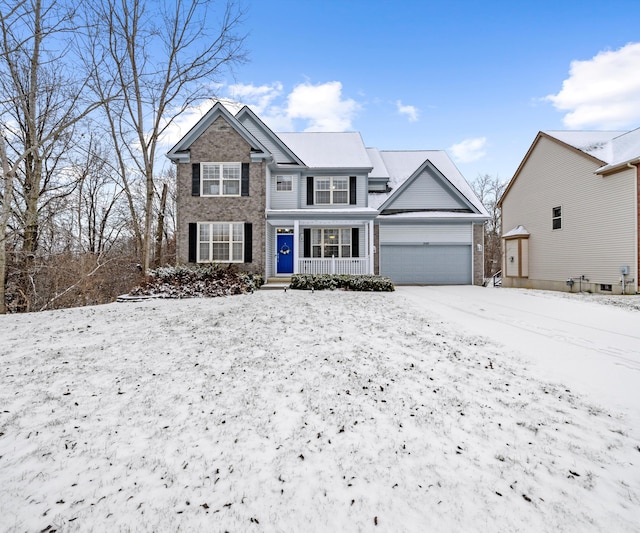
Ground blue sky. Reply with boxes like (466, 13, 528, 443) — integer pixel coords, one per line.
(174, 0, 640, 183)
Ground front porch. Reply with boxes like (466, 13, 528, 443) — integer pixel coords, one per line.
(298, 256, 370, 275)
(266, 219, 375, 277)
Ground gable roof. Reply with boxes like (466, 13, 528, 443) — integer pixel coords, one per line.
(235, 106, 304, 166)
(276, 132, 372, 170)
(543, 129, 640, 173)
(166, 102, 270, 163)
(500, 128, 640, 206)
(368, 150, 488, 215)
(543, 130, 624, 162)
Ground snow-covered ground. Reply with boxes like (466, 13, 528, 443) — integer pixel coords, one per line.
(1, 287, 639, 532)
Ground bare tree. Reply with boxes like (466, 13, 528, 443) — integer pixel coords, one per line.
(73, 135, 128, 255)
(0, 138, 15, 313)
(472, 174, 506, 278)
(84, 0, 247, 274)
(0, 0, 108, 312)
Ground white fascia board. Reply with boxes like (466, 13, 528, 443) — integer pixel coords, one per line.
(303, 167, 373, 175)
(377, 212, 489, 223)
(266, 208, 379, 221)
(166, 102, 269, 161)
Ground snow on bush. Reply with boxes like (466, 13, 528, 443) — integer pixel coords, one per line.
(290, 274, 395, 291)
(128, 264, 263, 298)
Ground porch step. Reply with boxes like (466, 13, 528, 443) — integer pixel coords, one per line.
(260, 277, 292, 290)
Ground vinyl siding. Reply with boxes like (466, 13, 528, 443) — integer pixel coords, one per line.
(266, 226, 276, 277)
(384, 167, 468, 211)
(270, 174, 299, 209)
(379, 223, 472, 244)
(237, 115, 295, 164)
(502, 136, 636, 288)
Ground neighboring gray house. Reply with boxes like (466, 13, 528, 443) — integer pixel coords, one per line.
(499, 129, 640, 294)
(167, 102, 489, 285)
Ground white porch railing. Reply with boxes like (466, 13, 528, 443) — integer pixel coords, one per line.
(298, 256, 371, 275)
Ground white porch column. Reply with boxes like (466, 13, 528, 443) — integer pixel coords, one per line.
(293, 220, 299, 274)
(369, 221, 375, 274)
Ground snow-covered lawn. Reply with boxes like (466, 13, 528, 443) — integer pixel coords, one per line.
(1, 288, 639, 532)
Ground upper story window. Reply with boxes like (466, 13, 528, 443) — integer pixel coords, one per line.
(552, 206, 562, 230)
(201, 162, 241, 196)
(276, 175, 293, 192)
(315, 177, 349, 205)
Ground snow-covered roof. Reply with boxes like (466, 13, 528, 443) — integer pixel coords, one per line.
(277, 132, 372, 169)
(365, 148, 390, 179)
(503, 225, 530, 238)
(544, 130, 623, 162)
(367, 150, 488, 215)
(544, 129, 640, 172)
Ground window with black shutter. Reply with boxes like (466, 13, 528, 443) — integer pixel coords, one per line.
(307, 177, 314, 205)
(192, 164, 200, 196)
(349, 176, 357, 205)
(241, 163, 250, 196)
(188, 223, 197, 261)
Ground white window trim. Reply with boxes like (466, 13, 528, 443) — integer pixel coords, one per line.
(276, 175, 294, 192)
(552, 205, 562, 230)
(197, 222, 244, 263)
(314, 176, 349, 205)
(311, 228, 352, 258)
(201, 162, 241, 197)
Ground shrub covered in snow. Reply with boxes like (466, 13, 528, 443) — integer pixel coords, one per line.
(290, 274, 394, 292)
(129, 265, 263, 298)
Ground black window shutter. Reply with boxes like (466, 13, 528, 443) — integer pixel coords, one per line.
(303, 228, 311, 258)
(192, 164, 200, 196)
(241, 163, 250, 196)
(244, 223, 252, 263)
(349, 176, 357, 205)
(307, 176, 314, 205)
(188, 223, 198, 262)
(352, 227, 359, 257)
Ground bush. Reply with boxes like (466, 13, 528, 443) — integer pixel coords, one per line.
(289, 274, 394, 292)
(128, 264, 263, 299)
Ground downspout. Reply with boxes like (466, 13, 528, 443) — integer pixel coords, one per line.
(628, 161, 640, 294)
(264, 161, 272, 279)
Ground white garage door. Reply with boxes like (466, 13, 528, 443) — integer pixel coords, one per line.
(380, 244, 472, 284)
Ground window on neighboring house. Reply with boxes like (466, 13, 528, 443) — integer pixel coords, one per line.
(552, 206, 562, 230)
(198, 222, 244, 262)
(276, 175, 293, 192)
(315, 177, 349, 205)
(311, 228, 352, 258)
(201, 162, 241, 196)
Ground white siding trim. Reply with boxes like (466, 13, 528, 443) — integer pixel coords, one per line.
(380, 224, 472, 244)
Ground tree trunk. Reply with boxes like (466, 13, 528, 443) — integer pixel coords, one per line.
(154, 182, 168, 268)
(0, 139, 15, 314)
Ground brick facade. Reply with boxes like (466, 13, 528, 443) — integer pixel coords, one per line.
(176, 116, 265, 275)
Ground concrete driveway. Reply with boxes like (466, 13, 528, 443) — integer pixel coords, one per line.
(396, 285, 640, 430)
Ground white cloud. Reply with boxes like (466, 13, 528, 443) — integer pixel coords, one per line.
(287, 81, 360, 131)
(449, 137, 487, 163)
(161, 100, 214, 149)
(161, 80, 361, 150)
(227, 82, 283, 115)
(396, 100, 419, 122)
(546, 42, 640, 129)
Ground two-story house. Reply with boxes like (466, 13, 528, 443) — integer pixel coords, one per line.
(167, 102, 488, 285)
(499, 129, 640, 294)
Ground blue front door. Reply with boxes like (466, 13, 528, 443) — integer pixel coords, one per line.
(277, 234, 294, 274)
